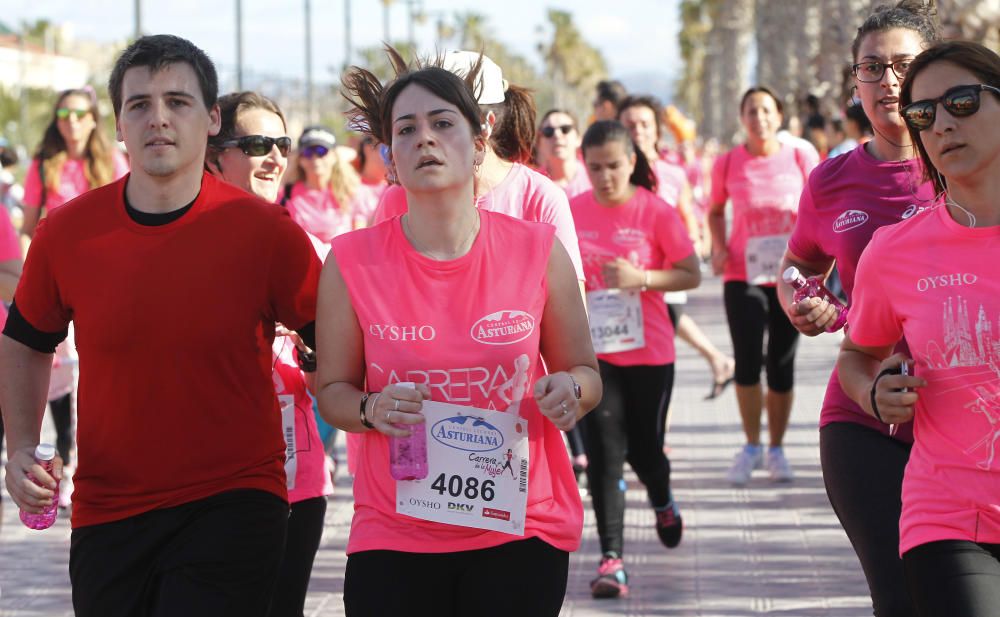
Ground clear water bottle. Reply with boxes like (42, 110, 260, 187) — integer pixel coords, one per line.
(389, 382, 428, 480)
(782, 266, 849, 332)
(19, 444, 59, 530)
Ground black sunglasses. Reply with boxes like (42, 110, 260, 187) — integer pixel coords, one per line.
(217, 135, 292, 157)
(900, 84, 1000, 131)
(540, 124, 574, 138)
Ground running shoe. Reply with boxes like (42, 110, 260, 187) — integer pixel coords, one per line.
(766, 447, 795, 483)
(590, 552, 629, 599)
(655, 502, 683, 548)
(727, 445, 763, 486)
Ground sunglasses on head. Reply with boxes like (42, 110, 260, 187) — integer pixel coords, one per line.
(900, 84, 1000, 131)
(541, 124, 574, 138)
(56, 108, 91, 120)
(218, 135, 292, 157)
(300, 145, 330, 159)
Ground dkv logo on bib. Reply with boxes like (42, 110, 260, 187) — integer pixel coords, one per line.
(471, 310, 535, 345)
(833, 210, 869, 233)
(431, 415, 505, 452)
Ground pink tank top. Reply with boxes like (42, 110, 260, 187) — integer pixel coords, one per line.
(332, 210, 583, 555)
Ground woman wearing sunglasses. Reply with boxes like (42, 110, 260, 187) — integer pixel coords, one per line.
(839, 40, 1000, 617)
(21, 88, 129, 238)
(709, 86, 819, 486)
(371, 50, 585, 284)
(206, 91, 332, 617)
(535, 109, 591, 199)
(284, 126, 375, 244)
(777, 3, 938, 615)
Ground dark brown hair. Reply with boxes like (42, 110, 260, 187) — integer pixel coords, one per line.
(482, 84, 537, 164)
(581, 120, 658, 194)
(34, 88, 116, 195)
(205, 91, 286, 171)
(852, 0, 938, 62)
(900, 40, 1000, 195)
(617, 95, 664, 141)
(739, 86, 784, 115)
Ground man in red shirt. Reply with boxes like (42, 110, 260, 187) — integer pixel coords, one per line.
(1, 35, 320, 616)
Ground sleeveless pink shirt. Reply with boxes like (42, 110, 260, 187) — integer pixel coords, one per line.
(331, 210, 583, 554)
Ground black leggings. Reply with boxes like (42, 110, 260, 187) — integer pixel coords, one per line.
(821, 422, 913, 617)
(343, 537, 568, 616)
(723, 281, 799, 391)
(0, 394, 74, 465)
(267, 496, 327, 617)
(904, 540, 1000, 617)
(583, 361, 674, 556)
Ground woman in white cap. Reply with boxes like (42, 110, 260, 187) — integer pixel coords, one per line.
(283, 125, 376, 244)
(372, 50, 585, 284)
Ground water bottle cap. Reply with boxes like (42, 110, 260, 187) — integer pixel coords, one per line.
(34, 443, 56, 461)
(781, 266, 801, 283)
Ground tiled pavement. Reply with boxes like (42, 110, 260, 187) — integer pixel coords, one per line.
(0, 273, 873, 617)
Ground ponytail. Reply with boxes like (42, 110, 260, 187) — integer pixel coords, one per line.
(483, 84, 537, 164)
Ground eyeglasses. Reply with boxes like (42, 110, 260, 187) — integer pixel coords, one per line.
(852, 59, 914, 83)
(300, 145, 330, 159)
(56, 108, 91, 120)
(541, 124, 574, 138)
(217, 135, 292, 157)
(899, 84, 1000, 131)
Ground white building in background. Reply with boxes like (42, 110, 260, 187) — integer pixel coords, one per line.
(0, 34, 90, 92)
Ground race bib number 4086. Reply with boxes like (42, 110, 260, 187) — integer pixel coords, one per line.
(396, 401, 529, 535)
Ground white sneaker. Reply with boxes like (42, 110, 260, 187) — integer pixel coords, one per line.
(766, 448, 794, 483)
(727, 446, 763, 486)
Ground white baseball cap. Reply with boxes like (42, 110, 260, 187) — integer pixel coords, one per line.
(441, 50, 508, 105)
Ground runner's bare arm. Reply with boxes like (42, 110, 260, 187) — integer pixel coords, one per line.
(0, 335, 63, 512)
(537, 238, 601, 431)
(776, 248, 838, 337)
(314, 253, 427, 436)
(707, 202, 728, 275)
(837, 334, 923, 424)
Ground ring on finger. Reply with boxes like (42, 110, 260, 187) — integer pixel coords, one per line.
(560, 400, 570, 416)
(394, 398, 400, 411)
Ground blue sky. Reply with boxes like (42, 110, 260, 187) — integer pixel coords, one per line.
(6, 0, 682, 93)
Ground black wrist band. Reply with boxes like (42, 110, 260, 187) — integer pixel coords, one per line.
(870, 368, 896, 424)
(359, 392, 374, 429)
(296, 349, 316, 373)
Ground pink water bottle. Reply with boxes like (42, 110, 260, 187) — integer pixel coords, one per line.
(389, 382, 428, 480)
(19, 443, 59, 530)
(782, 266, 849, 332)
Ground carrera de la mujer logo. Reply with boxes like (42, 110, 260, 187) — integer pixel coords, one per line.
(471, 310, 535, 345)
(431, 415, 504, 453)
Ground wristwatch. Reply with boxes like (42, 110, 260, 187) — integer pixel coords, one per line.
(570, 375, 582, 400)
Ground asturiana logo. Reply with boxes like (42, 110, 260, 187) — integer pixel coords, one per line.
(833, 209, 869, 233)
(471, 310, 535, 345)
(431, 416, 504, 453)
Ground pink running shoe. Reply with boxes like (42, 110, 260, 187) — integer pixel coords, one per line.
(590, 552, 629, 599)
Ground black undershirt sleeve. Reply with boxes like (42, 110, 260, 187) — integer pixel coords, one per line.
(296, 321, 316, 351)
(2, 301, 66, 353)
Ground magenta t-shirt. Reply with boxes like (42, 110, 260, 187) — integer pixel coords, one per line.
(710, 143, 818, 283)
(571, 188, 694, 366)
(331, 210, 582, 555)
(0, 206, 20, 330)
(851, 204, 1000, 555)
(559, 166, 592, 200)
(653, 158, 686, 208)
(23, 152, 130, 212)
(285, 182, 377, 243)
(789, 144, 936, 439)
(372, 163, 585, 280)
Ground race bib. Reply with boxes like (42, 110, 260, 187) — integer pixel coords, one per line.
(586, 289, 645, 354)
(396, 400, 529, 535)
(745, 234, 789, 286)
(279, 394, 297, 490)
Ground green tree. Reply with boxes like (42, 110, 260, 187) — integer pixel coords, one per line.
(538, 9, 608, 121)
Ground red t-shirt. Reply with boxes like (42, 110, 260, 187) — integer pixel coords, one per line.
(14, 172, 321, 528)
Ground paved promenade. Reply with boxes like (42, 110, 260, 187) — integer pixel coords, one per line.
(0, 273, 873, 617)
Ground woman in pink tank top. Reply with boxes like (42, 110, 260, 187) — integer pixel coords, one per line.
(840, 40, 1000, 617)
(777, 5, 938, 615)
(317, 48, 601, 616)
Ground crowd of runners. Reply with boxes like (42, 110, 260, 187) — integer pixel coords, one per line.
(1, 0, 1000, 615)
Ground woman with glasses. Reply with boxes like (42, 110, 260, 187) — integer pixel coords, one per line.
(206, 91, 332, 617)
(777, 3, 937, 615)
(284, 126, 374, 244)
(619, 95, 736, 402)
(839, 39, 1000, 616)
(535, 109, 591, 199)
(322, 48, 600, 615)
(709, 86, 819, 486)
(21, 87, 129, 238)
